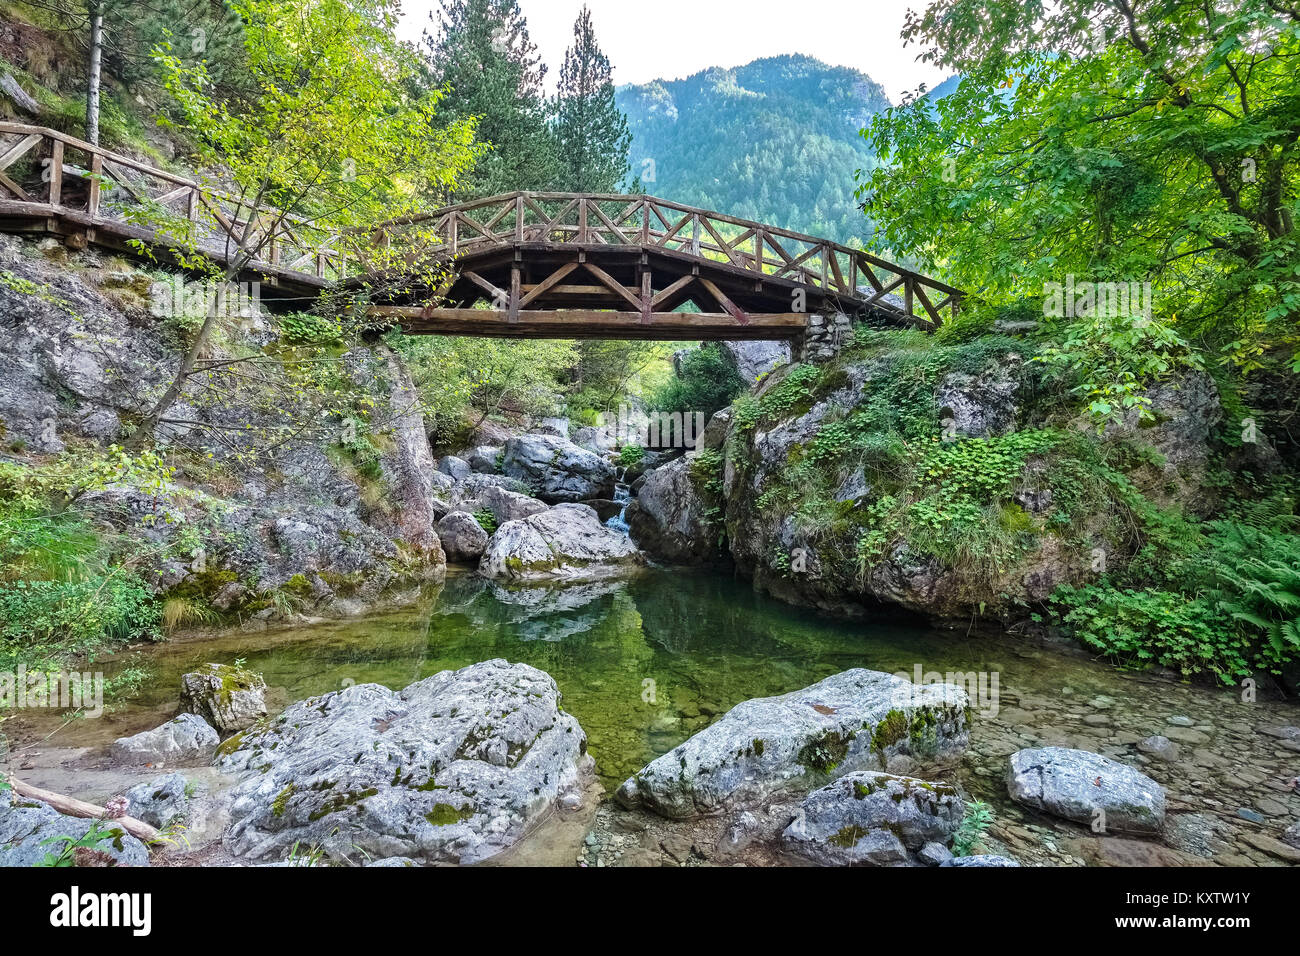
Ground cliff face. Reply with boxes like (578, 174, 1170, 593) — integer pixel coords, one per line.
(0, 235, 445, 623)
(631, 328, 1234, 622)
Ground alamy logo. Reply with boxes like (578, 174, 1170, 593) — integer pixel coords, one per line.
(49, 887, 152, 936)
(612, 405, 705, 450)
(150, 277, 260, 321)
(0, 666, 104, 718)
(1042, 275, 1153, 320)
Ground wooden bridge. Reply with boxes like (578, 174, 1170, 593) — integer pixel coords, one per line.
(0, 122, 963, 341)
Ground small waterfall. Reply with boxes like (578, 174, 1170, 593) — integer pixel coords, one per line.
(606, 467, 631, 534)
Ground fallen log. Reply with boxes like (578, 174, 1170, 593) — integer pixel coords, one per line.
(0, 73, 41, 116)
(8, 777, 160, 843)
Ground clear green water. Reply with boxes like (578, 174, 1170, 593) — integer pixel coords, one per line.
(85, 568, 1046, 790)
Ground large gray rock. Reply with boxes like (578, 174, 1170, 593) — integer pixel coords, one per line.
(0, 799, 149, 866)
(465, 445, 503, 473)
(616, 668, 970, 819)
(720, 340, 790, 387)
(436, 455, 472, 481)
(436, 511, 489, 564)
(502, 434, 615, 503)
(110, 713, 219, 765)
(1007, 747, 1166, 835)
(123, 773, 204, 830)
(782, 771, 964, 865)
(573, 425, 616, 453)
(479, 503, 644, 583)
(179, 663, 267, 734)
(935, 356, 1021, 437)
(217, 660, 592, 865)
(626, 457, 722, 564)
(456, 475, 548, 525)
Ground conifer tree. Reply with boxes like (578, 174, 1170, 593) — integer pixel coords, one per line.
(551, 5, 631, 193)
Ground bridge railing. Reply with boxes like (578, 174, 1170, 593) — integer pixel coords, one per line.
(368, 192, 965, 326)
(0, 122, 350, 282)
(0, 123, 962, 325)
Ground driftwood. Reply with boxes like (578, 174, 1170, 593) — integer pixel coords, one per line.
(0, 73, 40, 116)
(8, 776, 160, 843)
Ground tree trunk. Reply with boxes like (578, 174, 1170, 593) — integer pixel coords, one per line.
(9, 777, 160, 843)
(85, 0, 104, 146)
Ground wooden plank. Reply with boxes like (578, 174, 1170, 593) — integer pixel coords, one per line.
(0, 132, 41, 171)
(374, 306, 807, 340)
(518, 260, 580, 306)
(0, 167, 31, 202)
(697, 276, 749, 324)
(650, 273, 696, 307)
(87, 153, 102, 217)
(581, 260, 643, 310)
(462, 269, 508, 305)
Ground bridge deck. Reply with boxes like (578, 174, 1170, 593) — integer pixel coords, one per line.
(0, 122, 963, 338)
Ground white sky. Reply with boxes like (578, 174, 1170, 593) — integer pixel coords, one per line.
(398, 0, 949, 103)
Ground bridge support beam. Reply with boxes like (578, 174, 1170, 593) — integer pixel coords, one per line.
(372, 306, 807, 342)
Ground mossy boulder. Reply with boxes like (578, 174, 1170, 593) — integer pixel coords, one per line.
(615, 668, 970, 819)
(179, 663, 268, 733)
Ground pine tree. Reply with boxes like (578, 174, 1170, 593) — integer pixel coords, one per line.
(551, 6, 631, 193)
(422, 0, 558, 196)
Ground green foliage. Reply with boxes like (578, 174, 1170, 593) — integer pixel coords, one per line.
(1036, 313, 1202, 427)
(421, 0, 557, 196)
(36, 822, 129, 867)
(618, 54, 891, 242)
(859, 0, 1300, 378)
(551, 6, 631, 192)
(951, 799, 994, 856)
(0, 577, 160, 669)
(278, 312, 343, 346)
(1046, 498, 1300, 682)
(655, 344, 745, 419)
(617, 445, 645, 468)
(471, 509, 498, 535)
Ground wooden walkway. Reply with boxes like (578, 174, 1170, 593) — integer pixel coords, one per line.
(0, 122, 963, 339)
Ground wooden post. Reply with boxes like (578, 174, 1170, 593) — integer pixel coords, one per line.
(47, 139, 63, 206)
(640, 257, 652, 324)
(578, 197, 588, 243)
(515, 194, 524, 242)
(509, 258, 520, 324)
(690, 215, 701, 257)
(87, 153, 102, 218)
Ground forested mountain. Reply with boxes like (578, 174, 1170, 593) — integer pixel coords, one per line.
(616, 54, 891, 243)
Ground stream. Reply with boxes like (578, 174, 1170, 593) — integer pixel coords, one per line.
(11, 567, 1300, 866)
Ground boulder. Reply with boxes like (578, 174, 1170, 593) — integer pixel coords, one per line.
(720, 340, 790, 387)
(217, 660, 592, 865)
(783, 771, 964, 865)
(459, 477, 548, 525)
(502, 434, 615, 503)
(573, 425, 616, 453)
(124, 772, 204, 830)
(436, 455, 472, 481)
(465, 446, 503, 473)
(626, 456, 722, 564)
(479, 503, 644, 583)
(532, 417, 570, 438)
(1007, 747, 1166, 835)
(615, 668, 970, 819)
(179, 663, 267, 734)
(0, 799, 149, 867)
(110, 713, 219, 765)
(935, 356, 1021, 437)
(436, 511, 489, 564)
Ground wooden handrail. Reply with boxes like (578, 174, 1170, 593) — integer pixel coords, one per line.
(0, 121, 963, 324)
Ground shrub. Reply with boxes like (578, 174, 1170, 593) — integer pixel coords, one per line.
(654, 344, 745, 418)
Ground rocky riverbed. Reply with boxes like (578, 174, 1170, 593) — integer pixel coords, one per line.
(3, 570, 1297, 867)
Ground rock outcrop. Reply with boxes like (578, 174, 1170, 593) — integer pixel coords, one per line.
(1007, 746, 1166, 835)
(110, 713, 220, 765)
(479, 503, 644, 583)
(502, 434, 615, 503)
(626, 457, 724, 564)
(0, 799, 149, 866)
(615, 668, 970, 818)
(217, 660, 593, 865)
(180, 663, 268, 733)
(436, 511, 489, 564)
(124, 773, 204, 830)
(782, 771, 965, 866)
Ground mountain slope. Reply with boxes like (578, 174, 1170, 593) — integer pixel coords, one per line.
(616, 54, 890, 244)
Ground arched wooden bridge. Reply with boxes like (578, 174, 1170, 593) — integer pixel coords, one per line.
(0, 122, 963, 340)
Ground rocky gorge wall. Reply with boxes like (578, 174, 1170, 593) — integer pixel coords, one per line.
(0, 235, 447, 624)
(627, 326, 1273, 623)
